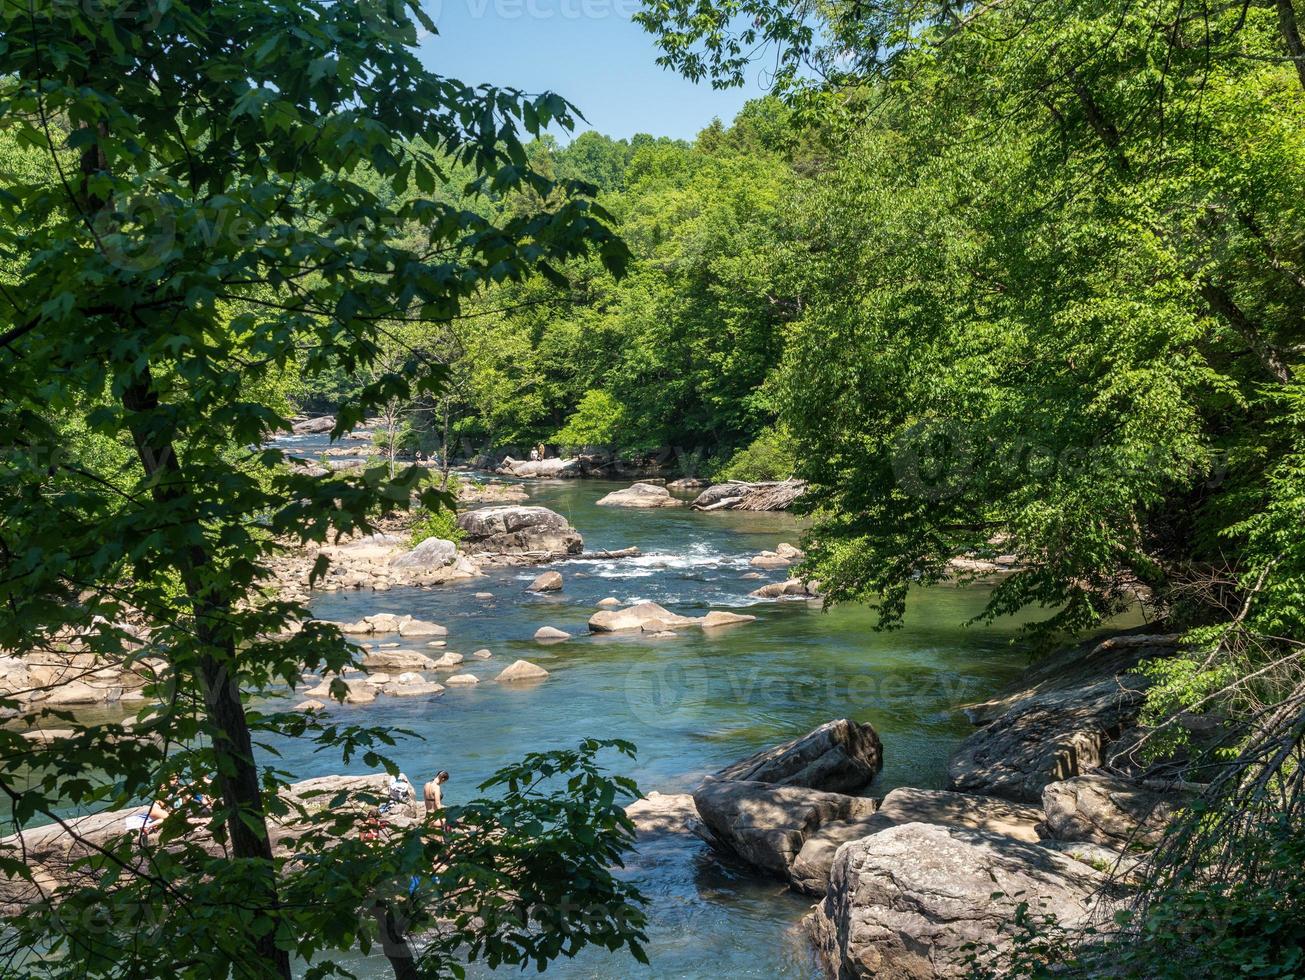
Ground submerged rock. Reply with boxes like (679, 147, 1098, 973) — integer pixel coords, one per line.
(700, 611, 757, 629)
(443, 673, 479, 686)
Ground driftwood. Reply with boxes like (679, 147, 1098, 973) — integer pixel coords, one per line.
(692, 480, 806, 512)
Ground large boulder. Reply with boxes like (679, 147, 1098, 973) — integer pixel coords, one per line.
(527, 571, 563, 592)
(588, 601, 699, 633)
(948, 674, 1149, 802)
(788, 787, 1043, 896)
(456, 506, 583, 558)
(595, 482, 686, 508)
(389, 537, 457, 569)
(496, 456, 584, 478)
(1042, 774, 1194, 848)
(714, 719, 883, 794)
(292, 415, 335, 434)
(806, 822, 1109, 979)
(693, 779, 878, 881)
(360, 650, 436, 671)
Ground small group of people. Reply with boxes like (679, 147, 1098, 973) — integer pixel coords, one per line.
(126, 773, 213, 843)
(527, 444, 547, 462)
(362, 769, 451, 841)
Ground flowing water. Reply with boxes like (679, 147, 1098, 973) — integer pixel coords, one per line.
(264, 473, 1044, 978)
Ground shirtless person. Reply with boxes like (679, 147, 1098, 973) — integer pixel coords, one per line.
(423, 770, 449, 827)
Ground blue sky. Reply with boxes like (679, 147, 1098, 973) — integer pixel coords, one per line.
(415, 0, 759, 141)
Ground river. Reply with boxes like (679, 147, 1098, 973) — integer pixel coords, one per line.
(267, 472, 1040, 978)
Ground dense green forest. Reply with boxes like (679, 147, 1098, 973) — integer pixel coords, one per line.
(300, 105, 803, 478)
(1, 0, 1303, 974)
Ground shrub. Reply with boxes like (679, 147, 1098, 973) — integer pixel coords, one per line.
(716, 425, 795, 482)
(409, 505, 463, 548)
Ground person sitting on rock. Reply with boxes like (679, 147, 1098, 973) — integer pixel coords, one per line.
(380, 772, 414, 815)
(423, 770, 449, 827)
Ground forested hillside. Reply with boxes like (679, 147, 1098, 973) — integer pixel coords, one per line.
(297, 101, 807, 478)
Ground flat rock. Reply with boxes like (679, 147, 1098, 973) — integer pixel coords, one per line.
(714, 719, 884, 793)
(361, 650, 436, 671)
(949, 674, 1149, 802)
(430, 652, 464, 669)
(443, 673, 479, 686)
(806, 822, 1110, 979)
(595, 482, 686, 508)
(625, 792, 699, 839)
(496, 660, 550, 683)
(527, 571, 563, 592)
(380, 681, 445, 698)
(589, 601, 698, 633)
(293, 699, 326, 713)
(396, 618, 447, 638)
(472, 649, 493, 660)
(700, 610, 756, 628)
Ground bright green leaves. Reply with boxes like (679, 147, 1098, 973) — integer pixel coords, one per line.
(0, 0, 641, 975)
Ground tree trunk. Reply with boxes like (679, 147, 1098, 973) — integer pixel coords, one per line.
(122, 372, 292, 980)
(370, 903, 421, 980)
(1199, 281, 1293, 383)
(1276, 0, 1305, 90)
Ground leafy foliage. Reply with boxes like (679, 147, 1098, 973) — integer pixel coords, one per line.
(0, 0, 645, 974)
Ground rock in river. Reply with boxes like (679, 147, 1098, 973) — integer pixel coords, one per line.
(714, 718, 884, 794)
(806, 823, 1110, 979)
(496, 660, 550, 683)
(456, 505, 583, 559)
(595, 482, 686, 508)
(361, 650, 436, 671)
(588, 601, 699, 633)
(390, 536, 457, 569)
(693, 779, 879, 881)
(788, 787, 1045, 897)
(527, 571, 563, 592)
(534, 626, 569, 642)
